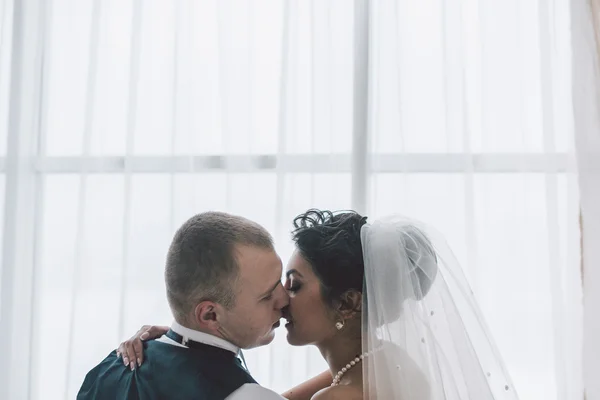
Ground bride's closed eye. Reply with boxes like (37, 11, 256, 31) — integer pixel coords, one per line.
(288, 284, 301, 293)
(285, 279, 302, 293)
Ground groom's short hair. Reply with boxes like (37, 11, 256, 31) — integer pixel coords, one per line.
(165, 211, 274, 323)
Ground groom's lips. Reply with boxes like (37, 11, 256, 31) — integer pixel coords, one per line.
(272, 320, 281, 329)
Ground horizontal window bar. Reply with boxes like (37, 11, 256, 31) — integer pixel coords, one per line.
(0, 153, 573, 174)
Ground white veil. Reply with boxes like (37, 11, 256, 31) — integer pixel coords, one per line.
(360, 216, 519, 399)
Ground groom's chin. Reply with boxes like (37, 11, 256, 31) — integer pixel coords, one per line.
(253, 329, 276, 348)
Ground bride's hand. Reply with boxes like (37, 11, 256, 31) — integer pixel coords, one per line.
(116, 325, 169, 370)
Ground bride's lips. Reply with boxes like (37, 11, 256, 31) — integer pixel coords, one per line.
(282, 308, 293, 328)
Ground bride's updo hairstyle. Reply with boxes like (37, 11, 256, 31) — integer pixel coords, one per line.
(291, 209, 367, 309)
(291, 209, 437, 312)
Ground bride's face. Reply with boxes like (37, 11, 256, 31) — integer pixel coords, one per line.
(283, 250, 339, 346)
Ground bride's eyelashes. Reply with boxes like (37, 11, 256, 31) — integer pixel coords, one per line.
(288, 284, 301, 293)
(284, 279, 301, 293)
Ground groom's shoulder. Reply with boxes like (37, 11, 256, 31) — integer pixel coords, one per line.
(311, 385, 362, 400)
(77, 341, 252, 399)
(77, 350, 129, 399)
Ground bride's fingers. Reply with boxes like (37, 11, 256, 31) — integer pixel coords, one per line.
(132, 326, 169, 366)
(116, 325, 170, 370)
(125, 341, 137, 371)
(139, 325, 169, 341)
(117, 342, 130, 367)
(132, 338, 144, 366)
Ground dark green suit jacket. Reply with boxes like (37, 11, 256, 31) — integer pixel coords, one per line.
(77, 340, 256, 400)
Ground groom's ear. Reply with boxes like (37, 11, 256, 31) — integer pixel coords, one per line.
(194, 301, 221, 331)
(336, 290, 362, 318)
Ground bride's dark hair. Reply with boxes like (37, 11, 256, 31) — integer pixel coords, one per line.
(292, 209, 437, 310)
(291, 209, 368, 308)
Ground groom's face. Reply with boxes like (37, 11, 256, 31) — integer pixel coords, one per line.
(218, 245, 289, 349)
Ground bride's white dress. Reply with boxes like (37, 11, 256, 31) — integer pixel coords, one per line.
(360, 217, 519, 399)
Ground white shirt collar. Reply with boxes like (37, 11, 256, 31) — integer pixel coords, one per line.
(170, 321, 240, 355)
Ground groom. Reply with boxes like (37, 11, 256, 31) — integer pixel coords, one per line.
(78, 212, 289, 399)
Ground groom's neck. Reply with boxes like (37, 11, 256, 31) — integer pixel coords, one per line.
(176, 319, 222, 338)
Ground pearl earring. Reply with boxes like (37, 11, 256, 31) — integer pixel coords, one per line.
(335, 321, 345, 330)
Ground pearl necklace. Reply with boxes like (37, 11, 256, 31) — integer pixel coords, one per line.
(331, 352, 369, 386)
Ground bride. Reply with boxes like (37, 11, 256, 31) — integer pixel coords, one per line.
(120, 209, 519, 399)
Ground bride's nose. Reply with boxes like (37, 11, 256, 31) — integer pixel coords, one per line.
(274, 282, 290, 310)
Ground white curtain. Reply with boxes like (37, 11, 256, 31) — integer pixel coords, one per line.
(571, 0, 600, 399)
(0, 0, 586, 399)
(365, 1, 581, 399)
